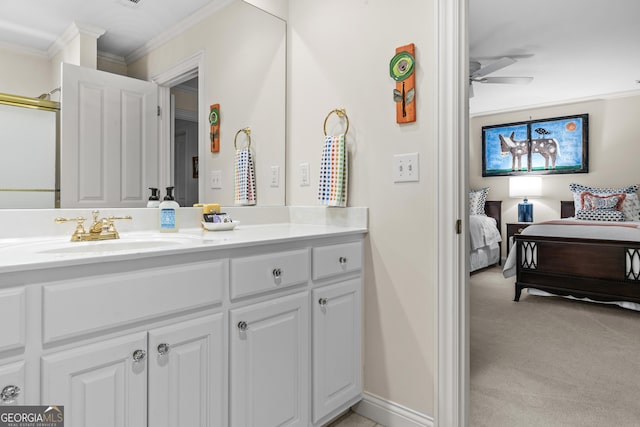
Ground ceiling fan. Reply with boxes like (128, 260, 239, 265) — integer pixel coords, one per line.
(469, 57, 533, 97)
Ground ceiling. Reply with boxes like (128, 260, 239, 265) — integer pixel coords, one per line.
(0, 0, 230, 59)
(2, 0, 639, 115)
(470, 0, 640, 115)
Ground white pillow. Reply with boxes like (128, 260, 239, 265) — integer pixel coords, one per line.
(569, 183, 640, 221)
(469, 188, 489, 216)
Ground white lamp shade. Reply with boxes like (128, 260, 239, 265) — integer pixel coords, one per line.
(509, 176, 542, 198)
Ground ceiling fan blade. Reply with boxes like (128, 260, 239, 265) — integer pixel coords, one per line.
(470, 56, 516, 78)
(479, 76, 533, 85)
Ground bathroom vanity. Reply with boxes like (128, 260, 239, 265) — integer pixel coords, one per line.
(0, 211, 366, 427)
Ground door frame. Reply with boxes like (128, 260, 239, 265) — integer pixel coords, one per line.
(435, 0, 468, 425)
(151, 50, 206, 201)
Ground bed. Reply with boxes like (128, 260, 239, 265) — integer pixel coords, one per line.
(470, 200, 502, 272)
(503, 200, 640, 310)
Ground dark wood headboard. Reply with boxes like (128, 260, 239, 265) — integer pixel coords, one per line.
(561, 200, 575, 218)
(484, 200, 502, 234)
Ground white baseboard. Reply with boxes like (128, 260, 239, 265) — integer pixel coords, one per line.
(353, 392, 434, 427)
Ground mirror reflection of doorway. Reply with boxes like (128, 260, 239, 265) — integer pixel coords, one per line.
(171, 77, 199, 207)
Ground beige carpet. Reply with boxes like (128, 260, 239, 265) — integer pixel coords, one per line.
(471, 266, 640, 427)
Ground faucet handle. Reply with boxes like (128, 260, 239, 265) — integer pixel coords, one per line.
(54, 216, 87, 241)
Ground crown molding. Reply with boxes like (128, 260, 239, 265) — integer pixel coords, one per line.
(97, 50, 127, 67)
(47, 21, 106, 59)
(125, 0, 233, 64)
(0, 41, 49, 58)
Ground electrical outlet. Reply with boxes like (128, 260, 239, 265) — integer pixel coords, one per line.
(210, 170, 222, 189)
(270, 165, 280, 187)
(299, 162, 310, 186)
(393, 153, 419, 182)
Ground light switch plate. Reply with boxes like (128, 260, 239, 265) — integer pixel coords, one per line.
(393, 153, 419, 182)
(270, 165, 280, 187)
(299, 162, 310, 186)
(210, 170, 222, 189)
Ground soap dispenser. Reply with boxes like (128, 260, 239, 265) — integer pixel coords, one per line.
(159, 186, 180, 232)
(147, 187, 160, 208)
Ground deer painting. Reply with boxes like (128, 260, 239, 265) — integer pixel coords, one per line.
(498, 131, 560, 171)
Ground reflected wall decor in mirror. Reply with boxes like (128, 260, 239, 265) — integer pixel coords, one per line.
(0, 0, 286, 208)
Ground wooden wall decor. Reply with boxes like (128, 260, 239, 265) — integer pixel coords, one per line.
(389, 43, 416, 124)
(209, 103, 220, 152)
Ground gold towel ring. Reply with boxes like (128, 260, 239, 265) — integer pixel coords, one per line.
(234, 127, 251, 150)
(323, 108, 349, 136)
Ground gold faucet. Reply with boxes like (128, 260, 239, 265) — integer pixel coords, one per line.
(55, 210, 133, 242)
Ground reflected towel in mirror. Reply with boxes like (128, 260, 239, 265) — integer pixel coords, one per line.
(234, 147, 256, 205)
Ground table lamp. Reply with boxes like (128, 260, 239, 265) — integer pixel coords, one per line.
(509, 176, 542, 222)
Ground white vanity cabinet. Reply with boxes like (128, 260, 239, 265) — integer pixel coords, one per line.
(311, 242, 363, 425)
(42, 332, 149, 426)
(230, 292, 309, 427)
(42, 314, 224, 427)
(312, 278, 361, 423)
(0, 225, 365, 427)
(0, 286, 27, 406)
(0, 361, 25, 406)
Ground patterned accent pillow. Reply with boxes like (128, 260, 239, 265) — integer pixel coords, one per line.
(580, 191, 626, 211)
(469, 188, 489, 215)
(575, 209, 625, 222)
(569, 183, 640, 221)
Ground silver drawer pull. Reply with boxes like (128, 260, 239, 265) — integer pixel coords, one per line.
(1, 385, 20, 402)
(339, 257, 348, 265)
(132, 349, 147, 362)
(157, 343, 170, 356)
(238, 321, 249, 331)
(272, 268, 282, 279)
(318, 298, 328, 307)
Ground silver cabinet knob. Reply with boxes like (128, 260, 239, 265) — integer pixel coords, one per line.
(237, 321, 249, 331)
(318, 298, 328, 307)
(272, 268, 282, 279)
(132, 349, 147, 362)
(157, 343, 170, 356)
(339, 257, 347, 265)
(1, 385, 20, 403)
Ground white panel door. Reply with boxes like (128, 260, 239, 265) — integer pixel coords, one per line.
(312, 278, 362, 423)
(230, 292, 309, 427)
(148, 313, 225, 427)
(41, 332, 148, 427)
(61, 63, 158, 208)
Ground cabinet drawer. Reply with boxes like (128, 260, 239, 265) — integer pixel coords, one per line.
(0, 287, 26, 353)
(0, 361, 25, 405)
(312, 242, 362, 280)
(230, 249, 309, 299)
(43, 260, 226, 343)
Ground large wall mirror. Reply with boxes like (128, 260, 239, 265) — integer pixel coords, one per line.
(0, 0, 286, 209)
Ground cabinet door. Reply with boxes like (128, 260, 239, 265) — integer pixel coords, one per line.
(148, 313, 225, 427)
(312, 279, 362, 423)
(230, 292, 309, 427)
(0, 361, 25, 406)
(41, 332, 148, 427)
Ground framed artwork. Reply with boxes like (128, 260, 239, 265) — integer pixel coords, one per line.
(482, 113, 588, 177)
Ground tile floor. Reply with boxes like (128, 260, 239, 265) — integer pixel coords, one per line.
(327, 411, 384, 427)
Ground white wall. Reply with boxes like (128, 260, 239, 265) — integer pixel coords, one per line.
(470, 92, 640, 256)
(0, 47, 53, 98)
(288, 0, 436, 416)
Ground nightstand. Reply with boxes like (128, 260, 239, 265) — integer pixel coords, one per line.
(506, 222, 532, 253)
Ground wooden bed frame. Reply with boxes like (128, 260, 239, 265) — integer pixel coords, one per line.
(513, 201, 640, 304)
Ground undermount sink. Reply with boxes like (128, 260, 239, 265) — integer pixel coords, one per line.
(37, 238, 191, 254)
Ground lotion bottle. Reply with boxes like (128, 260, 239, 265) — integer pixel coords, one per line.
(159, 186, 180, 232)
